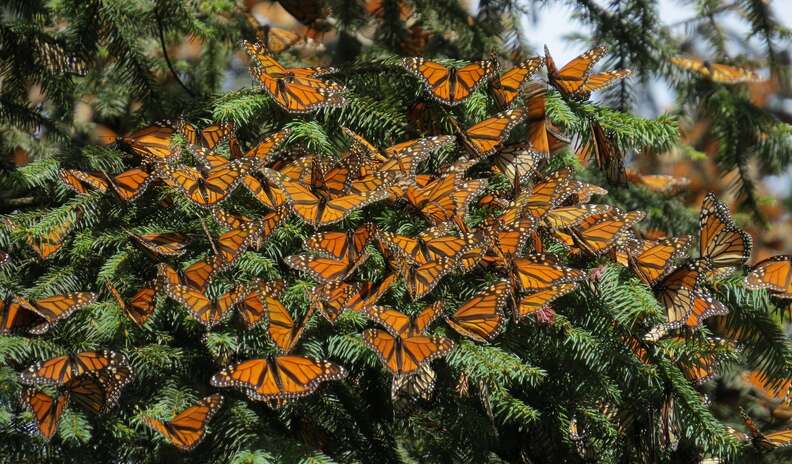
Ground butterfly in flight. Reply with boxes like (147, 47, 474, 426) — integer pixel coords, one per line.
(462, 108, 527, 158)
(142, 394, 224, 451)
(671, 56, 760, 84)
(243, 40, 346, 113)
(544, 45, 632, 101)
(401, 56, 497, 106)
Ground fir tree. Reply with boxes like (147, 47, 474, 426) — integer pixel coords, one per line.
(1, 1, 791, 463)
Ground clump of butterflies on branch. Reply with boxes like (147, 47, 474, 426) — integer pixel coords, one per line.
(1, 35, 787, 454)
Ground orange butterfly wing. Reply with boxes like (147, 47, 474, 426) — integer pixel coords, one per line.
(511, 255, 585, 292)
(363, 329, 454, 376)
(491, 58, 543, 106)
(516, 283, 578, 319)
(402, 58, 494, 105)
(464, 108, 526, 157)
(20, 388, 68, 441)
(16, 292, 97, 335)
(142, 394, 223, 451)
(699, 193, 752, 269)
(745, 255, 792, 298)
(446, 281, 509, 342)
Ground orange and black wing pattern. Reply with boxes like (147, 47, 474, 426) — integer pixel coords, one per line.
(446, 280, 509, 343)
(132, 232, 190, 256)
(698, 192, 752, 270)
(20, 388, 68, 441)
(511, 254, 586, 292)
(363, 328, 454, 377)
(490, 58, 543, 107)
(142, 394, 224, 451)
(671, 56, 760, 84)
(20, 350, 129, 386)
(544, 45, 631, 100)
(745, 255, 792, 298)
(516, 283, 578, 320)
(14, 292, 97, 335)
(59, 169, 109, 195)
(627, 236, 693, 287)
(401, 57, 496, 105)
(463, 108, 526, 158)
(211, 357, 347, 402)
(243, 40, 346, 113)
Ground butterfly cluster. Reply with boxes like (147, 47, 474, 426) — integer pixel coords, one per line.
(1, 37, 787, 454)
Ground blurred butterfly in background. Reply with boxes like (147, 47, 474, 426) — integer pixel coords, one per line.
(742, 371, 792, 403)
(576, 120, 626, 184)
(625, 170, 690, 195)
(445, 280, 510, 343)
(490, 57, 544, 107)
(243, 40, 346, 113)
(745, 255, 792, 299)
(142, 394, 223, 451)
(401, 56, 497, 106)
(671, 56, 760, 84)
(544, 45, 632, 101)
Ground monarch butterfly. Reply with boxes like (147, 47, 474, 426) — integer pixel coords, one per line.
(625, 170, 690, 194)
(310, 273, 397, 322)
(118, 123, 178, 163)
(741, 409, 792, 451)
(378, 227, 475, 267)
(391, 363, 436, 415)
(285, 224, 375, 283)
(491, 144, 543, 184)
(522, 83, 569, 156)
(650, 264, 728, 336)
(216, 210, 287, 267)
(20, 388, 68, 441)
(131, 232, 191, 257)
(106, 281, 158, 326)
(446, 280, 509, 343)
(240, 174, 288, 210)
(666, 336, 728, 384)
(7, 216, 76, 260)
(515, 282, 578, 319)
(743, 371, 792, 403)
(569, 210, 646, 256)
(243, 41, 346, 113)
(364, 302, 444, 338)
(506, 169, 576, 223)
(745, 255, 792, 298)
(671, 57, 760, 84)
(261, 167, 388, 227)
(106, 167, 155, 201)
(58, 169, 109, 195)
(142, 394, 224, 451)
(510, 254, 586, 292)
(65, 362, 134, 415)
(462, 108, 526, 158)
(698, 192, 752, 272)
(544, 45, 632, 101)
(363, 327, 454, 377)
(542, 205, 613, 230)
(235, 128, 292, 164)
(626, 237, 693, 287)
(576, 120, 626, 184)
(490, 57, 544, 107)
(13, 292, 97, 335)
(401, 57, 496, 106)
(375, 135, 456, 185)
(156, 259, 218, 291)
(235, 279, 285, 329)
(0, 297, 40, 333)
(32, 35, 88, 76)
(160, 156, 254, 207)
(480, 217, 538, 266)
(404, 173, 487, 227)
(211, 356, 347, 402)
(394, 254, 458, 300)
(20, 350, 130, 386)
(165, 282, 245, 328)
(177, 121, 234, 150)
